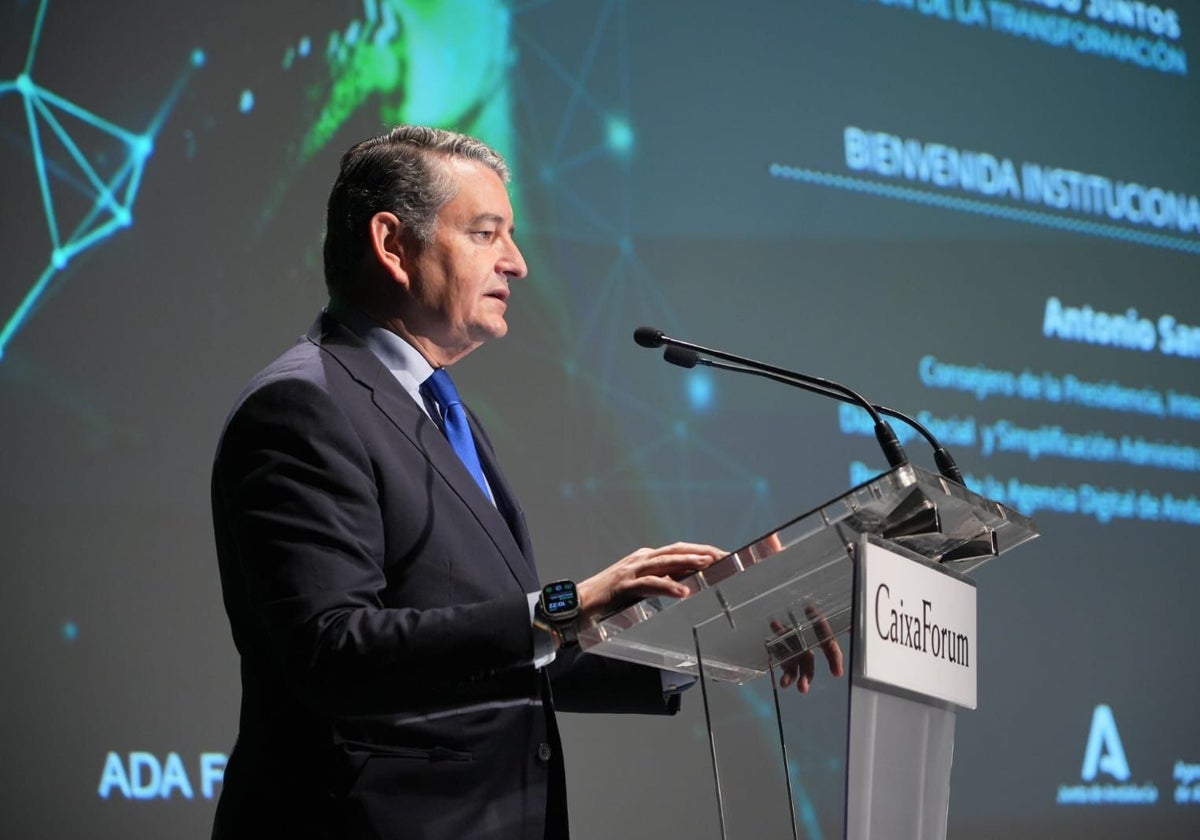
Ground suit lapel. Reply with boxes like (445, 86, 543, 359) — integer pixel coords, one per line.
(309, 314, 539, 593)
(468, 409, 536, 569)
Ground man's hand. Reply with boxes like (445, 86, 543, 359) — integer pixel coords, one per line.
(772, 609, 845, 694)
(748, 532, 844, 693)
(577, 542, 725, 619)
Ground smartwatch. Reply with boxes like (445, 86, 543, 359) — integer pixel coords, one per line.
(536, 579, 581, 647)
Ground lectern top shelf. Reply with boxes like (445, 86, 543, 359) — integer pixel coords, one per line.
(578, 465, 1039, 683)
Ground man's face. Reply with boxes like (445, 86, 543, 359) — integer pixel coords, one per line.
(402, 157, 527, 364)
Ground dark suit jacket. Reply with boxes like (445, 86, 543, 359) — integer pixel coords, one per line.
(211, 311, 674, 840)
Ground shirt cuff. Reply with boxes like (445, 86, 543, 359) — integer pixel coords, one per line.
(528, 591, 557, 669)
(660, 670, 697, 696)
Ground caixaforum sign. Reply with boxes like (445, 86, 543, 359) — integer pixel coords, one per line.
(859, 539, 978, 710)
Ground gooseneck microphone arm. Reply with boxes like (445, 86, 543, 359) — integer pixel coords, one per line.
(634, 326, 909, 470)
(663, 346, 964, 484)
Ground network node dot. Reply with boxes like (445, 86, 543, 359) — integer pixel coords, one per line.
(606, 117, 634, 156)
(132, 135, 153, 160)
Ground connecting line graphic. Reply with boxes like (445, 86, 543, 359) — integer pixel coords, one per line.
(768, 163, 1200, 256)
(0, 0, 201, 361)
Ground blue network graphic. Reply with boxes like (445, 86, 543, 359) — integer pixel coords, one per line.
(512, 0, 777, 540)
(0, 0, 200, 360)
(768, 164, 1200, 256)
(508, 5, 828, 834)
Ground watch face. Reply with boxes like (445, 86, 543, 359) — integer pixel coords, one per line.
(543, 581, 579, 616)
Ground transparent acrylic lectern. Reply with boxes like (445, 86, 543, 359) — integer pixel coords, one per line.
(578, 465, 1039, 840)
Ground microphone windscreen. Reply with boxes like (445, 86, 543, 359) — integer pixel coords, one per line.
(633, 326, 664, 348)
(663, 345, 699, 369)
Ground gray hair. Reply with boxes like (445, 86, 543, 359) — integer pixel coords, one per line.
(323, 125, 510, 295)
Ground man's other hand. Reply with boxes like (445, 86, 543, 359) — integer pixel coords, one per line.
(577, 542, 725, 619)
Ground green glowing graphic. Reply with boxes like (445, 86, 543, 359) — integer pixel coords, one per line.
(299, 0, 515, 166)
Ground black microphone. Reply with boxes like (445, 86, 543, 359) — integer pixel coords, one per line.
(633, 326, 664, 348)
(634, 326, 909, 470)
(663, 346, 964, 483)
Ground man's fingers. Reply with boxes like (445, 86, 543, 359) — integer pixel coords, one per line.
(776, 651, 815, 693)
(642, 543, 726, 568)
(581, 542, 726, 617)
(821, 637, 845, 677)
(768, 612, 844, 693)
(636, 549, 724, 580)
(804, 604, 845, 678)
(653, 541, 726, 557)
(797, 651, 815, 693)
(621, 574, 690, 601)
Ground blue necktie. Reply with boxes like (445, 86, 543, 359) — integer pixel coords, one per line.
(421, 368, 493, 502)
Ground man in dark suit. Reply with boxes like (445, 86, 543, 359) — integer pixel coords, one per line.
(211, 125, 725, 839)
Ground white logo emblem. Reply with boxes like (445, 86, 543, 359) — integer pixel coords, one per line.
(1057, 703, 1157, 805)
(1081, 704, 1130, 782)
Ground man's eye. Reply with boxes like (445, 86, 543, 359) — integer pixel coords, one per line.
(474, 230, 496, 241)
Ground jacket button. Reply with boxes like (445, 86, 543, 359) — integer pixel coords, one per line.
(536, 743, 552, 763)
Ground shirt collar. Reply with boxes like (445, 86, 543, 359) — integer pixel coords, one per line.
(326, 299, 435, 411)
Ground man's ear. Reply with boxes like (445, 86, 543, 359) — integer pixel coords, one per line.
(367, 211, 411, 287)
